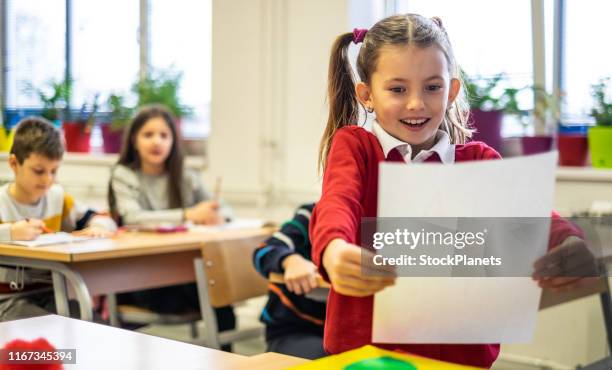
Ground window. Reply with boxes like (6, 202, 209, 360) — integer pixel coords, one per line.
(2, 0, 213, 140)
(563, 0, 612, 122)
(150, 0, 212, 138)
(6, 0, 65, 109)
(392, 1, 545, 135)
(394, 1, 533, 87)
(71, 0, 139, 109)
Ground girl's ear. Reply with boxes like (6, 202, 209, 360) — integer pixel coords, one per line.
(447, 78, 461, 105)
(355, 82, 373, 110)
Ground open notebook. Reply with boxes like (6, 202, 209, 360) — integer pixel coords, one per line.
(4, 232, 98, 247)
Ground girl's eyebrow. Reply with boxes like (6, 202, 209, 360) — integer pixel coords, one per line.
(384, 75, 445, 83)
(424, 75, 445, 81)
(384, 78, 408, 83)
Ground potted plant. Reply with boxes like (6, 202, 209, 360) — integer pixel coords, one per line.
(557, 124, 589, 167)
(38, 79, 71, 127)
(588, 77, 612, 168)
(101, 94, 133, 153)
(132, 68, 192, 135)
(552, 87, 589, 167)
(464, 72, 518, 153)
(518, 85, 560, 156)
(63, 94, 99, 153)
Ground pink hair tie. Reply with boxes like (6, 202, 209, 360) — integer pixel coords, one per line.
(352, 28, 368, 44)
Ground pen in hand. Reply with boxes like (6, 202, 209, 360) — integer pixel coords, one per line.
(25, 218, 54, 234)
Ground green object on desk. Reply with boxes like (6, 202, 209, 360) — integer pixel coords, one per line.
(344, 356, 418, 370)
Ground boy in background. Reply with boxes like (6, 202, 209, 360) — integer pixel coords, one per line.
(0, 117, 116, 321)
(253, 203, 326, 359)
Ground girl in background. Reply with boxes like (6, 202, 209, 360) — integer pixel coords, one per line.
(108, 104, 235, 350)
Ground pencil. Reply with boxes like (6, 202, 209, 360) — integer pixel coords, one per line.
(25, 218, 54, 234)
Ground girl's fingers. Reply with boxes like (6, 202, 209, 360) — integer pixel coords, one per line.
(331, 272, 394, 293)
(335, 261, 396, 284)
(539, 276, 583, 289)
(333, 280, 390, 297)
(338, 248, 397, 277)
(542, 277, 597, 292)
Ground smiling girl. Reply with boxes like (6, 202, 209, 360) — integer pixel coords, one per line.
(309, 14, 587, 367)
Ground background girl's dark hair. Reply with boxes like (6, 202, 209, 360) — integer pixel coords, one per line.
(108, 104, 184, 223)
(318, 14, 472, 171)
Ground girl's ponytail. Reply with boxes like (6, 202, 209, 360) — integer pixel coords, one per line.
(318, 32, 359, 173)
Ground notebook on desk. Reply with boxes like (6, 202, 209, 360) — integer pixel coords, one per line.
(4, 232, 99, 247)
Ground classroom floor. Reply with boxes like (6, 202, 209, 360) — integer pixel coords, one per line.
(136, 296, 267, 356)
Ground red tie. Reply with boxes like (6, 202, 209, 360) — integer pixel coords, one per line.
(387, 147, 405, 163)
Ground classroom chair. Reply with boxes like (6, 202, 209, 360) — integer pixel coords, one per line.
(106, 293, 201, 338)
(193, 233, 270, 350)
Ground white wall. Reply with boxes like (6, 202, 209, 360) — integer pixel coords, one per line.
(207, 0, 349, 220)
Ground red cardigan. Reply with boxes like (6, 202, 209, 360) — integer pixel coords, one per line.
(310, 126, 578, 368)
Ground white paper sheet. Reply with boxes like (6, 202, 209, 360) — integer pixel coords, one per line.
(4, 232, 98, 247)
(189, 218, 265, 232)
(373, 151, 558, 343)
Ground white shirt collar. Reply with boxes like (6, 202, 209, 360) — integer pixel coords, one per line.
(372, 121, 455, 164)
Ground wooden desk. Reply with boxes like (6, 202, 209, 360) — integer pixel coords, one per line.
(0, 227, 273, 321)
(241, 352, 310, 369)
(0, 315, 246, 370)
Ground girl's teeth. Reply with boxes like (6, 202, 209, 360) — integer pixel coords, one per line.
(401, 119, 428, 125)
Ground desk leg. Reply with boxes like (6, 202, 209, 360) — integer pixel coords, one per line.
(580, 273, 612, 370)
(0, 256, 93, 321)
(51, 272, 70, 317)
(600, 278, 612, 354)
(107, 293, 120, 327)
(194, 257, 220, 350)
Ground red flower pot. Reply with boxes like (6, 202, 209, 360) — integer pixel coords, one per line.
(557, 134, 588, 166)
(101, 125, 124, 154)
(520, 135, 553, 155)
(62, 122, 91, 153)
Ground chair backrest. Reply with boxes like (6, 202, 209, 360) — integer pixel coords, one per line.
(201, 232, 270, 308)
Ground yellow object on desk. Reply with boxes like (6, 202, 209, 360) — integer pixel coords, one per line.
(286, 345, 483, 370)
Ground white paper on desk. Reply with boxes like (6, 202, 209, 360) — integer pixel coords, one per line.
(373, 151, 558, 343)
(4, 232, 98, 247)
(189, 218, 264, 232)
